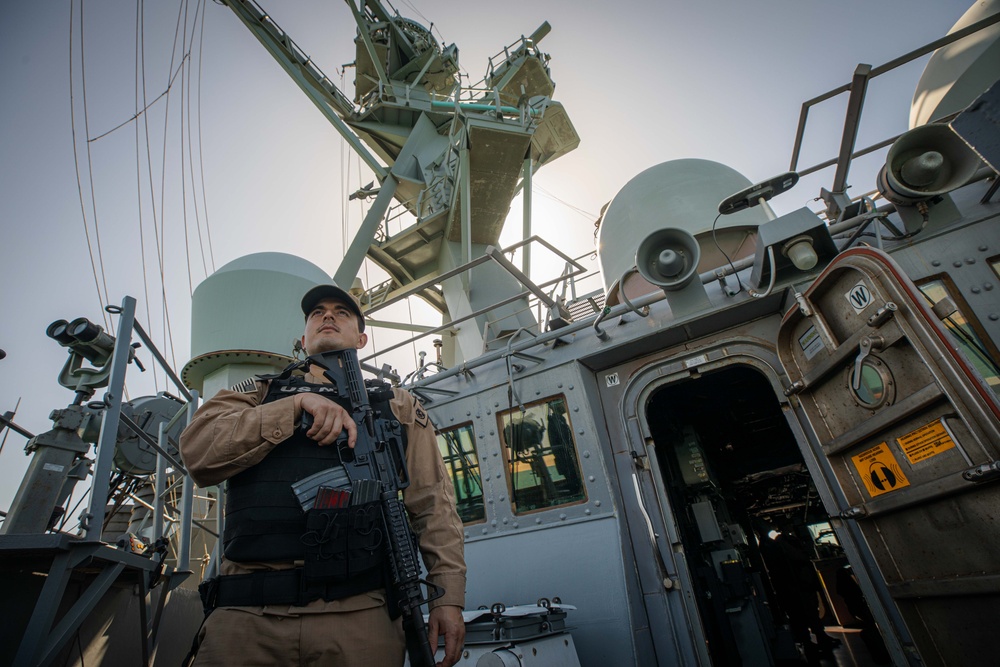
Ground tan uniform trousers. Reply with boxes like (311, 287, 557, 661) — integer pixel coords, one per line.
(192, 604, 405, 667)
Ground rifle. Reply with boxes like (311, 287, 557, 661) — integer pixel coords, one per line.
(302, 349, 444, 667)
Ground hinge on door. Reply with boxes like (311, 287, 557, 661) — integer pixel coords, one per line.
(793, 291, 813, 317)
(963, 460, 1000, 483)
(784, 380, 804, 396)
(840, 505, 868, 519)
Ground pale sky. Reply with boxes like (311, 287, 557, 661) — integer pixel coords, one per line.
(0, 0, 972, 511)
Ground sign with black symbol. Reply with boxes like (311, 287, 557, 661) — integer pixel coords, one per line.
(846, 281, 873, 314)
(851, 442, 910, 497)
(605, 373, 620, 388)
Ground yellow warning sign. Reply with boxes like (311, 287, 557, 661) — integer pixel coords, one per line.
(851, 442, 910, 498)
(897, 420, 956, 465)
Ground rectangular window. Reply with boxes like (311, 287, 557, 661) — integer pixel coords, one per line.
(918, 276, 1000, 395)
(498, 397, 586, 514)
(435, 423, 485, 524)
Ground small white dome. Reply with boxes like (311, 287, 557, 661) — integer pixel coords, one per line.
(597, 159, 771, 296)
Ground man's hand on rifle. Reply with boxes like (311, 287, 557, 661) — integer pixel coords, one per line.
(428, 605, 465, 667)
(294, 393, 357, 448)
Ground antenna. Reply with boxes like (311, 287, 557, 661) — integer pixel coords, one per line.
(719, 172, 835, 291)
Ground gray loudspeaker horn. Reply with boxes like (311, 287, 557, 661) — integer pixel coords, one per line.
(636, 228, 701, 291)
(877, 123, 980, 206)
(635, 228, 711, 317)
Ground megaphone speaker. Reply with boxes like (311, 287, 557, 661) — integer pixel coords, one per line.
(877, 123, 980, 206)
(636, 228, 701, 292)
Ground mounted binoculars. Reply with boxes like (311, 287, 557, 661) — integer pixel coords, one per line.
(46, 317, 116, 366)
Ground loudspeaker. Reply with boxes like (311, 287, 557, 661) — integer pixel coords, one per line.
(877, 124, 980, 206)
(636, 228, 701, 292)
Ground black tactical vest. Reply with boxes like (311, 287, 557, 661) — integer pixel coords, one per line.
(222, 375, 355, 563)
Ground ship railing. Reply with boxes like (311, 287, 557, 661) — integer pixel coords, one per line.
(482, 28, 550, 85)
(403, 262, 726, 394)
(789, 10, 1000, 213)
(362, 236, 590, 375)
(406, 165, 999, 393)
(356, 77, 543, 127)
(354, 29, 549, 114)
(376, 198, 419, 242)
(0, 295, 208, 666)
(481, 250, 604, 351)
(95, 298, 202, 566)
(363, 277, 397, 309)
(373, 172, 454, 244)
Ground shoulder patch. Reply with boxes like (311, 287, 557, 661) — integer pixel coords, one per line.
(230, 377, 259, 394)
(412, 395, 429, 428)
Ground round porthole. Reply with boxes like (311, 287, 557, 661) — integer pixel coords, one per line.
(848, 358, 894, 408)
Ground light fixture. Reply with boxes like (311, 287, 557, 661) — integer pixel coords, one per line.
(748, 207, 836, 290)
(716, 171, 835, 291)
(349, 277, 366, 298)
(781, 235, 819, 271)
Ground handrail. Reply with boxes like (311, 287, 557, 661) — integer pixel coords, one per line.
(361, 237, 588, 365)
(2, 295, 208, 667)
(789, 12, 1000, 177)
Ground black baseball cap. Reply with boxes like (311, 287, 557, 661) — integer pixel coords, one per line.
(300, 284, 366, 332)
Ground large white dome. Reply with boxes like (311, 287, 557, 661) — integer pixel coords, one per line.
(183, 253, 333, 392)
(910, 0, 1000, 128)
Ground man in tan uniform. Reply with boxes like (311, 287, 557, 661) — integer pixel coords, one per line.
(180, 284, 466, 667)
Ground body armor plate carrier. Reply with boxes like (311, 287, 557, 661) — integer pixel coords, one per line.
(220, 373, 405, 602)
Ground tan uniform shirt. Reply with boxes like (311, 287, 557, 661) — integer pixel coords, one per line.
(179, 372, 466, 614)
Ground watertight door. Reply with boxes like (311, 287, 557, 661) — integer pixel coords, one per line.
(776, 248, 1000, 667)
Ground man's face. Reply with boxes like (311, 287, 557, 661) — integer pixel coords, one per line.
(301, 298, 367, 355)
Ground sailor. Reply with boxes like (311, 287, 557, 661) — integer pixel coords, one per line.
(180, 284, 466, 667)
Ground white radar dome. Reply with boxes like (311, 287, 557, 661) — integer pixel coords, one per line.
(182, 252, 333, 394)
(910, 0, 1000, 128)
(597, 159, 771, 304)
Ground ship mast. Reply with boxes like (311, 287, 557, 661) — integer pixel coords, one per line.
(221, 0, 580, 364)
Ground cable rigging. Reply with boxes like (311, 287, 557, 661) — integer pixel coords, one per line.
(135, 0, 160, 391)
(69, 0, 113, 333)
(51, 0, 229, 539)
(77, 0, 218, 389)
(534, 185, 597, 221)
(192, 0, 216, 274)
(149, 0, 190, 373)
(179, 0, 196, 297)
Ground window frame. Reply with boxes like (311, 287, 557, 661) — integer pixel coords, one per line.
(434, 421, 487, 526)
(496, 394, 588, 516)
(916, 273, 1000, 394)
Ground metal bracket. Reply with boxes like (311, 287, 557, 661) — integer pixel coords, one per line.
(852, 335, 885, 390)
(867, 302, 898, 328)
(631, 451, 650, 471)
